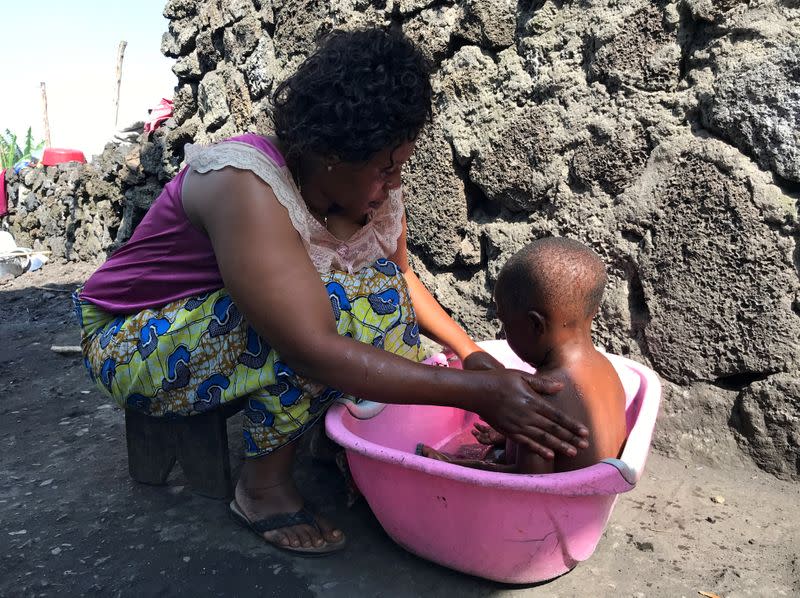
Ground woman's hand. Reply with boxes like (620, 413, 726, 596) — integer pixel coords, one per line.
(471, 369, 589, 460)
(461, 350, 505, 371)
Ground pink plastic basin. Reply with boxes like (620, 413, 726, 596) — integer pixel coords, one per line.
(41, 148, 87, 166)
(325, 340, 661, 584)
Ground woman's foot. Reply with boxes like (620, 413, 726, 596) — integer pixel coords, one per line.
(234, 442, 345, 551)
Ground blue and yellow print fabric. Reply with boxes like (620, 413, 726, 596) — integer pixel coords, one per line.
(73, 259, 421, 457)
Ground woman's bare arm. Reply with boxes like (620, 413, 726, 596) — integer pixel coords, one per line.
(390, 214, 502, 368)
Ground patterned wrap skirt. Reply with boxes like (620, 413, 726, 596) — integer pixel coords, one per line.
(73, 259, 422, 457)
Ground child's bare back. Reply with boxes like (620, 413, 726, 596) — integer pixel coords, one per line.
(512, 351, 626, 474)
(420, 237, 627, 475)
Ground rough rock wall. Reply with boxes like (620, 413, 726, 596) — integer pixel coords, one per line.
(3, 0, 798, 480)
(2, 126, 176, 261)
(160, 0, 799, 477)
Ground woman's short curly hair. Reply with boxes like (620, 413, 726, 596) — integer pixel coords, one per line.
(272, 28, 433, 165)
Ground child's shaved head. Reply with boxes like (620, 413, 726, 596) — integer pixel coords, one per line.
(495, 237, 607, 322)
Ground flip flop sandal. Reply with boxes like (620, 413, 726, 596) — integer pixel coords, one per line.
(229, 500, 347, 556)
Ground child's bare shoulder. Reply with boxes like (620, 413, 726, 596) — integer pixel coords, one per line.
(566, 351, 625, 402)
(537, 368, 588, 420)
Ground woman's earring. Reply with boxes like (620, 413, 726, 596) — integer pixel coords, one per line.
(327, 165, 333, 172)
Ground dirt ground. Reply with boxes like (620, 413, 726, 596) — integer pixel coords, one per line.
(1, 261, 798, 598)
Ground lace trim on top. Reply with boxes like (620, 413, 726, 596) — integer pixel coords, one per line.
(184, 141, 404, 274)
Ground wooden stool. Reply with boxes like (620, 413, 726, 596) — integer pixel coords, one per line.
(124, 400, 245, 499)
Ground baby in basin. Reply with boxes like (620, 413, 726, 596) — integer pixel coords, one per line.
(419, 237, 626, 474)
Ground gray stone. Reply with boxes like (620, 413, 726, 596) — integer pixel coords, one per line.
(257, 0, 275, 27)
(24, 189, 39, 211)
(699, 43, 800, 184)
(198, 72, 231, 130)
(413, 256, 496, 341)
(457, 222, 482, 267)
(198, 0, 243, 31)
(652, 380, 749, 469)
(619, 138, 800, 386)
(225, 0, 257, 23)
(397, 0, 445, 15)
(223, 14, 262, 65)
(403, 4, 460, 64)
(120, 149, 145, 187)
(587, 2, 681, 93)
(329, 0, 390, 29)
(435, 46, 534, 166)
(593, 274, 648, 360)
(195, 29, 222, 72)
(682, 0, 749, 24)
(272, 0, 334, 75)
(161, 18, 198, 58)
(124, 181, 163, 211)
(172, 84, 198, 125)
(17, 187, 31, 211)
(139, 142, 165, 178)
(734, 373, 800, 481)
(173, 51, 202, 80)
(481, 220, 538, 287)
(456, 0, 516, 49)
(219, 67, 254, 132)
(404, 124, 468, 269)
(23, 169, 37, 188)
(165, 118, 200, 159)
(250, 97, 276, 138)
(163, 0, 197, 19)
(570, 123, 650, 196)
(243, 36, 277, 100)
(469, 103, 566, 212)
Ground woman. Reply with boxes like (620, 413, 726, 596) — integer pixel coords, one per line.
(74, 29, 588, 555)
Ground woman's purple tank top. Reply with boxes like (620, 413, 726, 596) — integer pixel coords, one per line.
(80, 134, 286, 314)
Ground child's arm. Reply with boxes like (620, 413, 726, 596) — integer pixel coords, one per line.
(516, 445, 556, 474)
(472, 422, 506, 446)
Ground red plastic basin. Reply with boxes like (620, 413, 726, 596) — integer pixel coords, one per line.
(41, 148, 87, 166)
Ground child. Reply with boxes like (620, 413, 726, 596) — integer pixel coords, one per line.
(419, 237, 627, 474)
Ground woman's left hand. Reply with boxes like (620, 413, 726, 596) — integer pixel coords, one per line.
(461, 350, 505, 371)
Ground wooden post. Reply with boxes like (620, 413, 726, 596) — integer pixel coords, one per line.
(40, 82, 52, 148)
(113, 41, 128, 129)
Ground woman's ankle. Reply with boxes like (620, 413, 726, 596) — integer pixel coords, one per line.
(235, 442, 302, 507)
(239, 442, 298, 487)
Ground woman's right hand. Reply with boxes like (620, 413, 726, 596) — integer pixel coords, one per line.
(470, 369, 589, 460)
